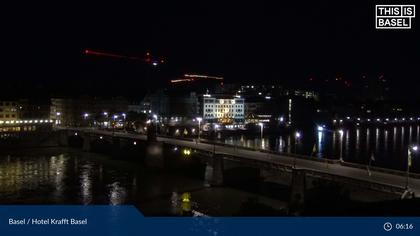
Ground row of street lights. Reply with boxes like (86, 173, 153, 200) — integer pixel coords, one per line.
(91, 112, 419, 191)
(318, 125, 417, 190)
(177, 118, 418, 192)
(116, 113, 418, 191)
(82, 112, 125, 121)
(259, 122, 302, 167)
(147, 115, 203, 142)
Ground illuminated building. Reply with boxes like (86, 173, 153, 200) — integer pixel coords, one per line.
(288, 98, 292, 125)
(202, 94, 244, 125)
(0, 100, 19, 121)
(244, 96, 279, 124)
(141, 89, 199, 121)
(0, 100, 55, 134)
(49, 97, 131, 127)
(0, 100, 20, 133)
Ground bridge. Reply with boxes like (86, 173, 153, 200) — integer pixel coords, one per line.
(56, 127, 420, 199)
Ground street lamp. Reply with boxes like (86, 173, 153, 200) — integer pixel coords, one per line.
(196, 117, 202, 141)
(258, 122, 264, 139)
(83, 113, 90, 127)
(112, 115, 118, 135)
(317, 125, 324, 132)
(101, 112, 108, 128)
(406, 145, 418, 190)
(295, 131, 301, 152)
(339, 129, 344, 162)
(121, 113, 127, 131)
(293, 131, 301, 168)
(56, 112, 61, 126)
(153, 114, 158, 135)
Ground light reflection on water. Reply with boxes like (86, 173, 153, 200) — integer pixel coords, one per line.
(0, 149, 277, 216)
(0, 153, 133, 205)
(221, 125, 420, 172)
(80, 162, 93, 204)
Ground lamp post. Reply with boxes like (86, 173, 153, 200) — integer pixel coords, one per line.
(338, 129, 344, 163)
(196, 117, 202, 142)
(406, 145, 418, 190)
(121, 113, 127, 131)
(83, 113, 89, 127)
(103, 112, 108, 129)
(293, 131, 301, 168)
(317, 125, 324, 132)
(113, 115, 118, 136)
(56, 112, 61, 126)
(153, 114, 158, 136)
(258, 122, 264, 139)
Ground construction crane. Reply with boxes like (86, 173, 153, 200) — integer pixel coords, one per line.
(84, 49, 165, 66)
(84, 49, 223, 84)
(171, 74, 224, 83)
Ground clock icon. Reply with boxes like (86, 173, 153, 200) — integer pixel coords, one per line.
(384, 222, 393, 231)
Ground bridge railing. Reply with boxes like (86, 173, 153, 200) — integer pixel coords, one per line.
(213, 152, 407, 195)
(197, 139, 340, 164)
(57, 128, 420, 180)
(157, 135, 420, 180)
(341, 161, 420, 179)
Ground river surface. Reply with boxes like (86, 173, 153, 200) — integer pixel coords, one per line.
(219, 125, 420, 173)
(0, 148, 286, 216)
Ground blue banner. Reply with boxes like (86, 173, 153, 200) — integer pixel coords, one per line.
(0, 205, 418, 236)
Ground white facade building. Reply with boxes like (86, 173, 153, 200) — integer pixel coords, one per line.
(202, 95, 244, 124)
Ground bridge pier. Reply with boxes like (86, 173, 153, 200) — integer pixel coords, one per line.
(260, 169, 292, 186)
(82, 134, 91, 152)
(147, 124, 157, 142)
(289, 168, 306, 215)
(58, 130, 69, 146)
(204, 154, 224, 186)
(111, 137, 121, 157)
(145, 142, 164, 168)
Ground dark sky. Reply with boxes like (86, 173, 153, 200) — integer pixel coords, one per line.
(0, 1, 418, 99)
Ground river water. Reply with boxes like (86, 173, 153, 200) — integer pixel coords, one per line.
(0, 148, 286, 216)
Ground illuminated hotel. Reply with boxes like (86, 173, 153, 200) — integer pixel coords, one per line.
(0, 101, 19, 121)
(0, 100, 53, 134)
(202, 94, 244, 126)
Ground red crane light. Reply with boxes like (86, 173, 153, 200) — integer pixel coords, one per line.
(84, 49, 165, 66)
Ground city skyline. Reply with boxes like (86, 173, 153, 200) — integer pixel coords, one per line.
(0, 1, 419, 100)
(1, 1, 420, 219)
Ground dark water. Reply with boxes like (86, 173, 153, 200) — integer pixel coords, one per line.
(220, 125, 420, 173)
(0, 148, 286, 216)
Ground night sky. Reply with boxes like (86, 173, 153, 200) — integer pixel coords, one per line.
(0, 1, 418, 99)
